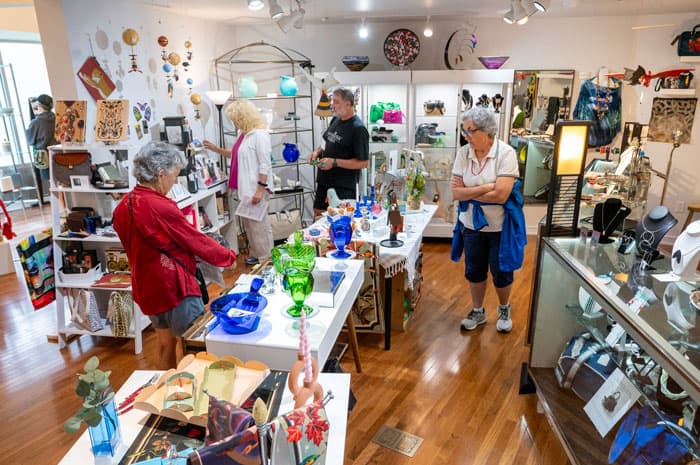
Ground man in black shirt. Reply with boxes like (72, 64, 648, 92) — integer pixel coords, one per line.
(309, 87, 369, 216)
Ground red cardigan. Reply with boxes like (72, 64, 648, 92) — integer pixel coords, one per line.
(113, 186, 236, 315)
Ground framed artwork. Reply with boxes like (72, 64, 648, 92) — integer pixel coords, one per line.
(648, 97, 697, 144)
(69, 175, 90, 188)
(54, 100, 87, 144)
(95, 99, 129, 142)
(76, 56, 116, 101)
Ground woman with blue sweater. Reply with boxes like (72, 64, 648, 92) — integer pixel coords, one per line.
(450, 107, 526, 333)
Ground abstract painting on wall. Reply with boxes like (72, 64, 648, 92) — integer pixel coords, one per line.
(95, 99, 129, 142)
(54, 100, 87, 144)
(648, 97, 697, 144)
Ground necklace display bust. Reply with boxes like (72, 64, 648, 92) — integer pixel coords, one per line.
(592, 198, 631, 243)
(635, 206, 677, 260)
(671, 220, 700, 280)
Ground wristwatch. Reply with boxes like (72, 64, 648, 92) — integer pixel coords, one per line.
(332, 158, 338, 169)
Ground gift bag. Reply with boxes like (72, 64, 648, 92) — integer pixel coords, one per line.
(269, 209, 302, 242)
(107, 290, 132, 336)
(382, 109, 404, 124)
(51, 151, 91, 187)
(67, 288, 103, 332)
(16, 230, 55, 310)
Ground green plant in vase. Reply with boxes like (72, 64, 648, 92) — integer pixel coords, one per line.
(64, 356, 121, 456)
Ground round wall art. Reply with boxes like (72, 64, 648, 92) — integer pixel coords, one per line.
(383, 28, 420, 67)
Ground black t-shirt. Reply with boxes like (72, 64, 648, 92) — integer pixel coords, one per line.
(318, 114, 369, 189)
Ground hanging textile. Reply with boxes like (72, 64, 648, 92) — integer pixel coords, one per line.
(16, 230, 55, 310)
(573, 76, 622, 147)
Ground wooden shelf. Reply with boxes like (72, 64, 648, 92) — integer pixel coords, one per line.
(529, 367, 612, 465)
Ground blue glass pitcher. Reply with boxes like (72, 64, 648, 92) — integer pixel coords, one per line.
(282, 143, 300, 162)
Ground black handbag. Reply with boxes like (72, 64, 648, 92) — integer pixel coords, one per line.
(671, 24, 700, 56)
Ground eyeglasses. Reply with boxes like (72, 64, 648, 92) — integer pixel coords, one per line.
(464, 126, 482, 137)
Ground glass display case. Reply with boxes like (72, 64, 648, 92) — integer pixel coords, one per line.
(528, 236, 700, 464)
(509, 135, 554, 202)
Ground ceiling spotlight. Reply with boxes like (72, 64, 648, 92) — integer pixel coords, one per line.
(247, 0, 264, 11)
(513, 0, 528, 24)
(503, 7, 514, 24)
(522, 0, 539, 16)
(533, 1, 546, 12)
(359, 18, 368, 39)
(294, 7, 305, 29)
(423, 16, 433, 37)
(269, 0, 284, 20)
(278, 9, 303, 32)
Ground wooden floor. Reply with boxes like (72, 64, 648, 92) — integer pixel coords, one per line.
(0, 205, 569, 465)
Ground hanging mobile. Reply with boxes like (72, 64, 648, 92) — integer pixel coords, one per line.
(186, 77, 194, 94)
(190, 93, 201, 120)
(182, 40, 192, 71)
(122, 28, 142, 73)
(157, 35, 168, 61)
(167, 52, 181, 82)
(162, 62, 174, 98)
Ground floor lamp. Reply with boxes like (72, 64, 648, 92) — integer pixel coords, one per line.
(544, 120, 592, 237)
(205, 90, 232, 171)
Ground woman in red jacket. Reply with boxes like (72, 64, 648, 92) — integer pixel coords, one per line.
(113, 142, 236, 369)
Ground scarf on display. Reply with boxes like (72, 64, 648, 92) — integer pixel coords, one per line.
(573, 76, 622, 148)
(228, 133, 245, 190)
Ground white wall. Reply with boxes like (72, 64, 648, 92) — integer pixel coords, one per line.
(33, 2, 700, 237)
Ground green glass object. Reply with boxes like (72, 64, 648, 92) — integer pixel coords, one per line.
(282, 258, 315, 318)
(271, 230, 315, 274)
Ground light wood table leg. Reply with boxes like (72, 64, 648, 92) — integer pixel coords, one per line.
(345, 309, 362, 373)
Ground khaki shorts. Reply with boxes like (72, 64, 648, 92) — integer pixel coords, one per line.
(149, 296, 204, 336)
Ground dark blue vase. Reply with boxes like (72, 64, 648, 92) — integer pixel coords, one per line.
(282, 143, 300, 163)
(329, 216, 353, 259)
(88, 396, 121, 457)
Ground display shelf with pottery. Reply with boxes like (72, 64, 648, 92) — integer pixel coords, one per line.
(133, 352, 269, 426)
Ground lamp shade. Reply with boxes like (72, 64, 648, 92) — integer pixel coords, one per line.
(554, 121, 591, 175)
(205, 90, 232, 106)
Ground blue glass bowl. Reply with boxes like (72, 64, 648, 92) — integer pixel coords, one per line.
(210, 292, 267, 334)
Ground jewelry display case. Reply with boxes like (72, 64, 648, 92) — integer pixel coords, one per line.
(528, 236, 700, 464)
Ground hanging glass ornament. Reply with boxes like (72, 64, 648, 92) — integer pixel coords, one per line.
(122, 28, 142, 73)
(190, 93, 201, 120)
(167, 52, 181, 82)
(186, 77, 194, 94)
(183, 40, 193, 72)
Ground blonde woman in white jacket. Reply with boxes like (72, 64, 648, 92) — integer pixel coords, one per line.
(204, 99, 273, 265)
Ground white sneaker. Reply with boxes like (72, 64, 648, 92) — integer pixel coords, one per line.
(461, 309, 486, 331)
(496, 305, 512, 333)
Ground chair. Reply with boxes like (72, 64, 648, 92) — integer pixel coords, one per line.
(682, 203, 700, 230)
(0, 173, 30, 219)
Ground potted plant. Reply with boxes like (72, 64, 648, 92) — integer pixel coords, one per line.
(405, 167, 426, 210)
(64, 356, 121, 456)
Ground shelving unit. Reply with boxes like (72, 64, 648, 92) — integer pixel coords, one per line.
(213, 41, 316, 228)
(528, 236, 700, 464)
(49, 143, 151, 354)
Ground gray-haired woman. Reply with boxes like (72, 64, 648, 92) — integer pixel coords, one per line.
(450, 107, 523, 334)
(113, 141, 236, 369)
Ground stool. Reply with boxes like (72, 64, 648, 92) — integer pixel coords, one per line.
(682, 203, 700, 230)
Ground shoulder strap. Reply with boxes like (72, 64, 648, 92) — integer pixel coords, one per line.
(128, 192, 195, 276)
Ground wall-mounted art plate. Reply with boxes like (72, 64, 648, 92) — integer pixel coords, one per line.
(444, 29, 473, 70)
(383, 28, 420, 67)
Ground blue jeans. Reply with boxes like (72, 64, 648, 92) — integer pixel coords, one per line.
(461, 226, 514, 288)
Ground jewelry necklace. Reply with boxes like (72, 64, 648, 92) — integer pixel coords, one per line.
(601, 205, 627, 236)
(640, 214, 672, 247)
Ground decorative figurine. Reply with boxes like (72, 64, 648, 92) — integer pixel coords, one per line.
(380, 189, 404, 248)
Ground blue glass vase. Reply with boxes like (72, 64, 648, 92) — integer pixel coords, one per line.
(328, 216, 353, 259)
(279, 75, 297, 96)
(88, 396, 121, 457)
(282, 143, 300, 163)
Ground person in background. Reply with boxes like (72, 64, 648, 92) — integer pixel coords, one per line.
(113, 142, 236, 369)
(25, 94, 57, 204)
(450, 107, 526, 334)
(308, 87, 369, 216)
(203, 99, 273, 266)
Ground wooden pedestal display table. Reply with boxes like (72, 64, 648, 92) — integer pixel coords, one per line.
(0, 241, 14, 275)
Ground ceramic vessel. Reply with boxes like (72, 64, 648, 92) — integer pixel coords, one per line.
(282, 143, 300, 163)
(279, 75, 297, 97)
(239, 76, 258, 98)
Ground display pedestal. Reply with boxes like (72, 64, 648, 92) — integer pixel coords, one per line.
(0, 241, 14, 276)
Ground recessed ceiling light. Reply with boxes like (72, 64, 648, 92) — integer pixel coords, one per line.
(423, 16, 433, 37)
(359, 18, 368, 39)
(247, 0, 264, 11)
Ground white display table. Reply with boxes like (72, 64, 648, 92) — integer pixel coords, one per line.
(58, 370, 350, 465)
(0, 241, 14, 276)
(206, 257, 364, 371)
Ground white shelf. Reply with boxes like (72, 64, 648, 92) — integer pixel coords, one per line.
(54, 235, 122, 243)
(679, 56, 700, 63)
(657, 88, 696, 97)
(56, 281, 133, 291)
(59, 316, 151, 339)
(50, 186, 132, 194)
(48, 143, 134, 151)
(176, 180, 227, 208)
(423, 219, 454, 238)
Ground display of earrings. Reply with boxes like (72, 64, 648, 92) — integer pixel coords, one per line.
(122, 28, 142, 73)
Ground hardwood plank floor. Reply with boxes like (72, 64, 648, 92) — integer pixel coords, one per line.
(0, 205, 569, 465)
